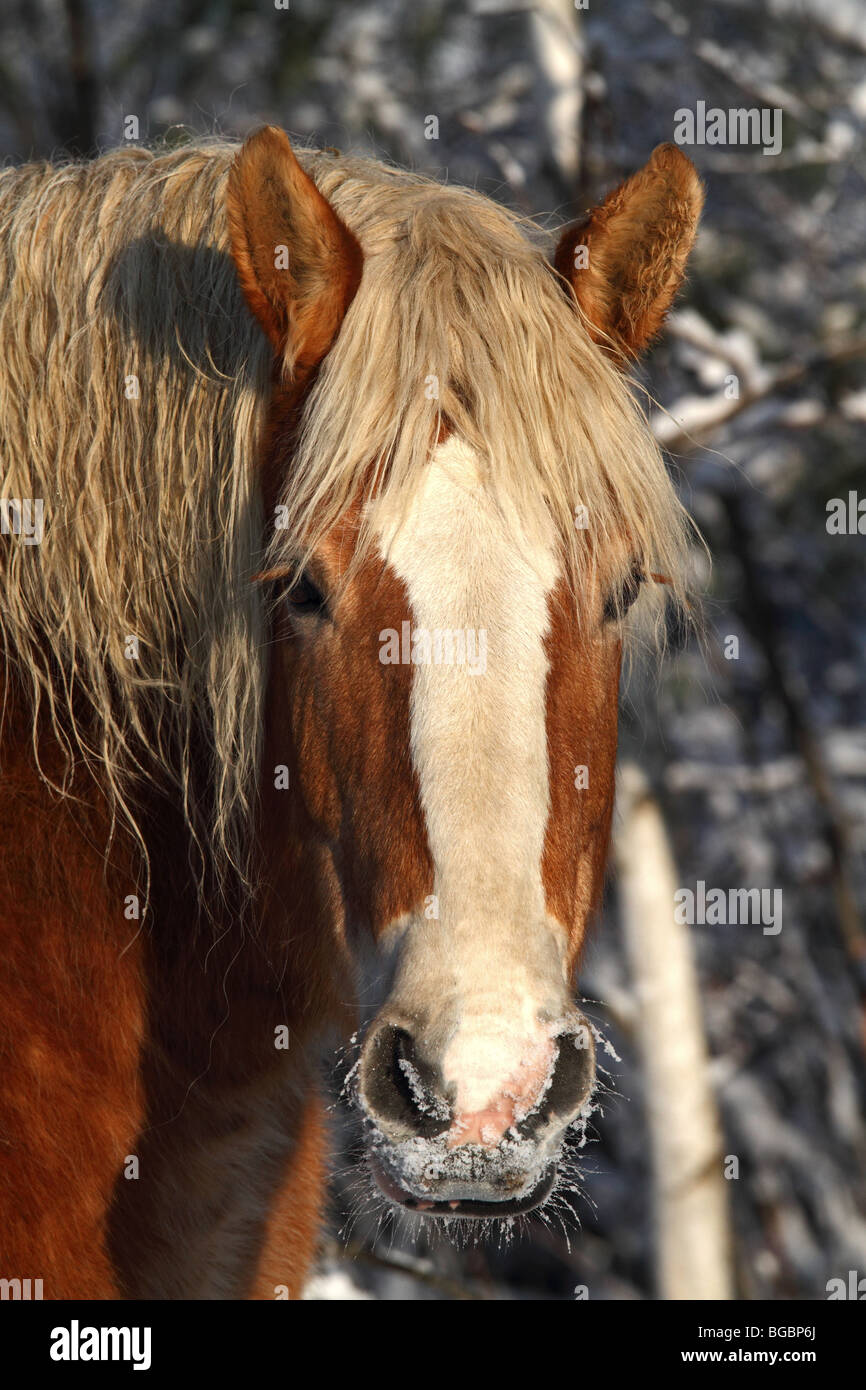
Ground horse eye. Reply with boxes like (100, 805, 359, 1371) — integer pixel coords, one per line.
(282, 572, 326, 615)
(603, 562, 645, 623)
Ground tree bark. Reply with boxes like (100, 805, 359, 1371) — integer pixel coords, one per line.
(615, 761, 734, 1300)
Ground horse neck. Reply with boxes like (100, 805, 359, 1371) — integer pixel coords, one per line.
(2, 670, 351, 1076)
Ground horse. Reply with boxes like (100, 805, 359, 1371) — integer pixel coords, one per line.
(0, 126, 702, 1298)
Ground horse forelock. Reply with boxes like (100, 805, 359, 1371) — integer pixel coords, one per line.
(270, 146, 693, 640)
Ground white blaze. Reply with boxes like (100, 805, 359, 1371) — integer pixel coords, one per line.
(373, 437, 566, 1117)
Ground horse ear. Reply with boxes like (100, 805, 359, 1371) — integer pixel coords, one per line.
(227, 126, 363, 373)
(553, 144, 704, 362)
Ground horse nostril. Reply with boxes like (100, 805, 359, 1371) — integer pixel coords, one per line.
(517, 1028, 596, 1140)
(360, 1024, 452, 1139)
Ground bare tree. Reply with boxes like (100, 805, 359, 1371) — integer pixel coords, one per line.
(615, 761, 734, 1300)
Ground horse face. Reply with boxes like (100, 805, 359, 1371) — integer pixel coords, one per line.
(228, 128, 702, 1217)
(264, 435, 626, 1216)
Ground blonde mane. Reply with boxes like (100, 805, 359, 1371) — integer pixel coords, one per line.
(0, 143, 270, 902)
(0, 138, 690, 906)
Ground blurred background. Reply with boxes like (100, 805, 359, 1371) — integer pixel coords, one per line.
(3, 0, 864, 1299)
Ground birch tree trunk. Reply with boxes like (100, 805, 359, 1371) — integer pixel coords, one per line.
(529, 0, 585, 190)
(614, 760, 734, 1300)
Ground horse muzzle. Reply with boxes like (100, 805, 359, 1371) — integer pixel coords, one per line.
(357, 1018, 596, 1218)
